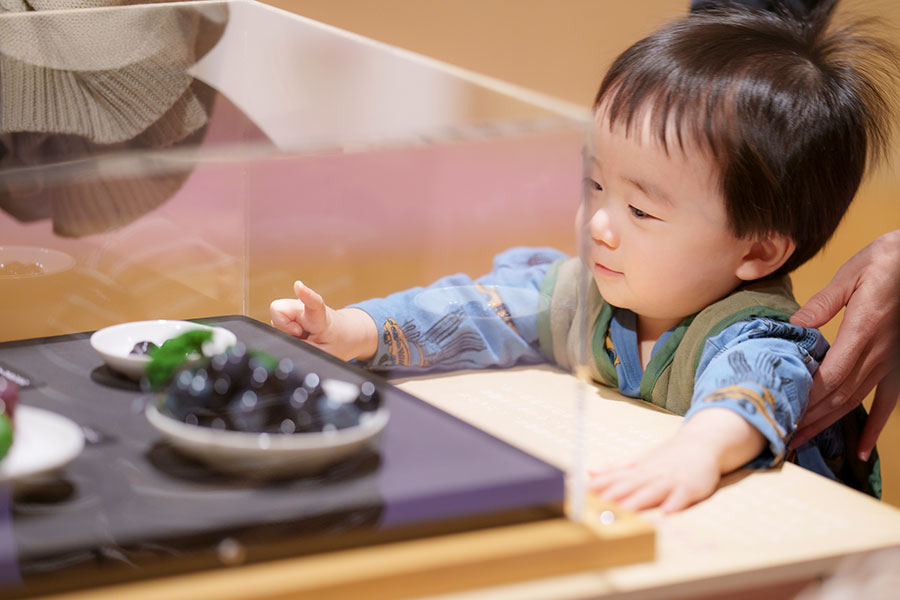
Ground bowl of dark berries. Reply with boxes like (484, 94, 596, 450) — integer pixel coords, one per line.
(145, 343, 389, 477)
(90, 320, 237, 380)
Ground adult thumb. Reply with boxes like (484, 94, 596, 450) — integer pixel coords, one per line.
(790, 288, 846, 328)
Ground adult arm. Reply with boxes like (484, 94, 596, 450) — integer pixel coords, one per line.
(790, 230, 900, 460)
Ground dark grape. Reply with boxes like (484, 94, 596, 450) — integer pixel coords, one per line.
(165, 368, 214, 421)
(273, 358, 303, 389)
(130, 340, 159, 356)
(161, 345, 375, 434)
(355, 381, 381, 412)
(227, 390, 268, 432)
(317, 395, 361, 430)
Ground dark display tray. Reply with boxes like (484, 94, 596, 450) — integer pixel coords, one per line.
(0, 316, 564, 598)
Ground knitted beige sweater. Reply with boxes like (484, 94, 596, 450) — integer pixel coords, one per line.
(0, 0, 228, 236)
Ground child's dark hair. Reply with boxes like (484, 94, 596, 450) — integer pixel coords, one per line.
(594, 0, 897, 274)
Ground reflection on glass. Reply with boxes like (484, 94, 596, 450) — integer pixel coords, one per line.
(0, 3, 229, 236)
(0, 246, 74, 278)
(0, 1, 583, 343)
(0, 3, 247, 341)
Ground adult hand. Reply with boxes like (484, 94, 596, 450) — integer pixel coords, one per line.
(790, 230, 900, 459)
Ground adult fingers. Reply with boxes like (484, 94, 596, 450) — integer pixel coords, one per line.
(790, 283, 852, 329)
(790, 254, 860, 329)
(803, 330, 894, 423)
(805, 307, 883, 405)
(805, 344, 861, 407)
(792, 368, 885, 448)
(858, 372, 900, 461)
(800, 339, 887, 427)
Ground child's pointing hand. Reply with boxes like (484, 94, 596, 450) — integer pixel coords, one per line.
(269, 281, 378, 362)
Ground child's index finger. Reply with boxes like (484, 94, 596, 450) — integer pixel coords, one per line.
(294, 281, 327, 323)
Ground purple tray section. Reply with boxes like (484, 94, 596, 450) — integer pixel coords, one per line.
(0, 316, 564, 557)
(378, 396, 564, 526)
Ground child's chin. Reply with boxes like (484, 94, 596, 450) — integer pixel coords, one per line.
(593, 281, 625, 305)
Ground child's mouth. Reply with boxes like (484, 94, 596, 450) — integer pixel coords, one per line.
(594, 262, 623, 277)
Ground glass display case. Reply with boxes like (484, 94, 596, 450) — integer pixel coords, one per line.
(0, 0, 586, 342)
(0, 0, 591, 596)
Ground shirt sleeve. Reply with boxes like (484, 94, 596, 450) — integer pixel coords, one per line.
(683, 317, 829, 468)
(348, 247, 568, 374)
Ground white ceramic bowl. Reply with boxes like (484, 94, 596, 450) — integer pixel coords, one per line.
(145, 403, 389, 478)
(0, 406, 85, 483)
(90, 320, 237, 380)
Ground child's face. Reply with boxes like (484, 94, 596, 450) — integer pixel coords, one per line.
(583, 109, 754, 328)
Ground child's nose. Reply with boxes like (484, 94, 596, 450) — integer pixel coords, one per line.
(589, 207, 619, 249)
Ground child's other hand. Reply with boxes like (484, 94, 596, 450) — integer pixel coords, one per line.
(588, 438, 721, 514)
(269, 281, 377, 362)
(589, 407, 765, 513)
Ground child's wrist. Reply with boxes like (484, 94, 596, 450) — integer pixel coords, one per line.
(682, 408, 766, 473)
(339, 308, 378, 362)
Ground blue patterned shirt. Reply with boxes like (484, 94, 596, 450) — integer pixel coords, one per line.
(351, 247, 839, 478)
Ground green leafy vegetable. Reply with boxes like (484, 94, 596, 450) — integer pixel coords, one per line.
(145, 329, 214, 390)
(0, 414, 12, 461)
(248, 349, 278, 371)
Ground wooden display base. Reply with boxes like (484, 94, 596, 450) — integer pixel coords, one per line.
(44, 498, 653, 600)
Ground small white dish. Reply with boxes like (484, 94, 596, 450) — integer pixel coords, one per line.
(145, 403, 389, 478)
(90, 320, 237, 380)
(0, 406, 85, 483)
(0, 246, 75, 279)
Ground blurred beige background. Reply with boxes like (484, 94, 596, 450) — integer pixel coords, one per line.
(261, 0, 900, 505)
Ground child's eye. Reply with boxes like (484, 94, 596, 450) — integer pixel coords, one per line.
(629, 205, 653, 219)
(585, 178, 603, 191)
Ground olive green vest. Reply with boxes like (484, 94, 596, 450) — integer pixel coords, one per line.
(537, 257, 798, 415)
(536, 257, 881, 497)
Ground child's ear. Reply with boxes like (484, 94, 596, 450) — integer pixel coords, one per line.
(734, 235, 796, 281)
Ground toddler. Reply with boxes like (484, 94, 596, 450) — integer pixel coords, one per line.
(272, 0, 895, 512)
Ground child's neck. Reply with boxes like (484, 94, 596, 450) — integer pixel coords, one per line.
(636, 314, 682, 370)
